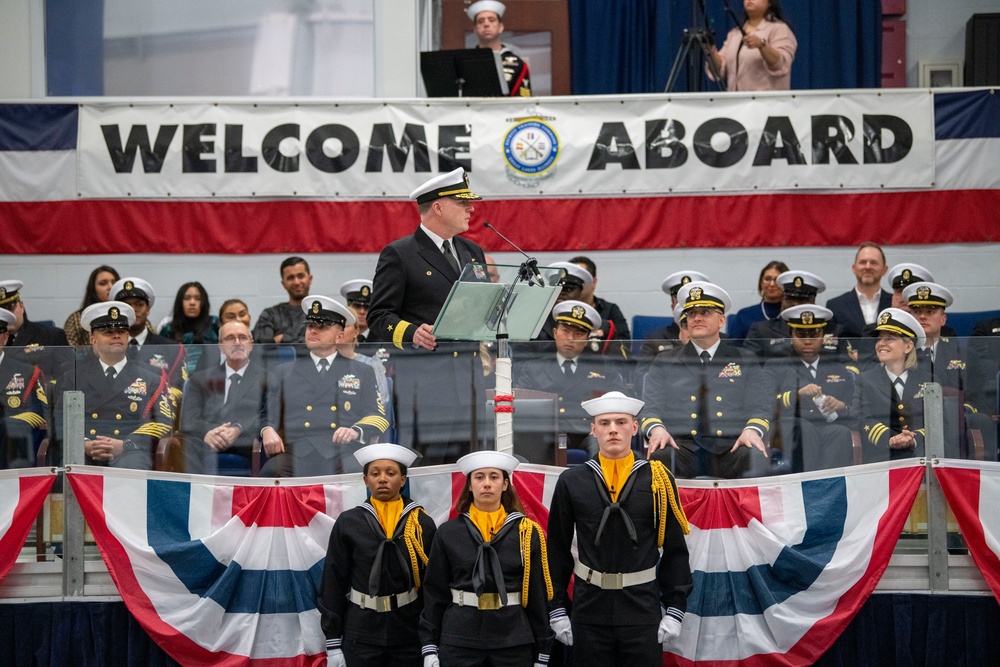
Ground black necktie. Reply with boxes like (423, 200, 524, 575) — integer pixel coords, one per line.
(442, 239, 460, 274)
(318, 358, 330, 374)
(893, 377, 904, 401)
(226, 374, 241, 403)
(562, 361, 575, 375)
(809, 365, 817, 379)
(128, 339, 139, 359)
(700, 350, 711, 364)
(106, 366, 117, 384)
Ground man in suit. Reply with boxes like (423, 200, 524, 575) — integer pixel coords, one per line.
(0, 279, 71, 380)
(514, 300, 626, 457)
(904, 282, 996, 460)
(825, 243, 892, 339)
(0, 309, 48, 468)
(112, 277, 186, 404)
(764, 305, 858, 472)
(340, 279, 373, 344)
(181, 320, 271, 474)
(367, 168, 489, 462)
(261, 295, 388, 477)
(53, 301, 173, 470)
(642, 282, 771, 479)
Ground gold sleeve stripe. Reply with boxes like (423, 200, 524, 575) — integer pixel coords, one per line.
(747, 418, 770, 432)
(781, 392, 792, 408)
(357, 417, 391, 432)
(36, 386, 49, 405)
(12, 412, 47, 428)
(640, 417, 663, 432)
(133, 423, 171, 438)
(392, 321, 411, 350)
(845, 365, 860, 375)
(868, 424, 889, 445)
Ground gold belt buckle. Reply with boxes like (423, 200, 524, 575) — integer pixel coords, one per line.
(601, 572, 624, 590)
(376, 595, 393, 613)
(477, 592, 501, 610)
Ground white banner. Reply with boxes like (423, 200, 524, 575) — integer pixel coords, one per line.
(76, 91, 935, 199)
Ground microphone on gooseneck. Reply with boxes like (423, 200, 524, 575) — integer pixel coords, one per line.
(482, 221, 545, 286)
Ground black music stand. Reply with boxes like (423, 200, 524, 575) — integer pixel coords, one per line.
(420, 48, 509, 97)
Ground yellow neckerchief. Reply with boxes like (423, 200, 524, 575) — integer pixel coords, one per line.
(369, 497, 404, 537)
(599, 451, 635, 502)
(468, 504, 508, 542)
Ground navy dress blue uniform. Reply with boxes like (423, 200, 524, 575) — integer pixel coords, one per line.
(765, 357, 857, 471)
(853, 366, 931, 462)
(53, 359, 172, 469)
(642, 342, 771, 478)
(0, 355, 48, 468)
(321, 496, 436, 666)
(262, 354, 388, 476)
(131, 331, 187, 404)
(745, 318, 850, 363)
(547, 459, 692, 666)
(180, 361, 272, 474)
(367, 171, 489, 460)
(418, 512, 552, 665)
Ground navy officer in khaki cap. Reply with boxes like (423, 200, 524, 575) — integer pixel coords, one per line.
(547, 391, 691, 665)
(53, 301, 173, 469)
(367, 168, 488, 461)
(340, 279, 374, 344)
(261, 295, 389, 477)
(641, 281, 772, 478)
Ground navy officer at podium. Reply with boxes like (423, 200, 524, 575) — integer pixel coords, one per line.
(367, 168, 489, 463)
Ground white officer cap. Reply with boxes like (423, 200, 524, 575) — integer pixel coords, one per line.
(872, 308, 926, 350)
(457, 450, 519, 475)
(661, 271, 709, 297)
(302, 295, 356, 327)
(0, 308, 14, 332)
(677, 281, 732, 314)
(903, 282, 954, 309)
(581, 391, 644, 417)
(354, 443, 421, 468)
(545, 262, 594, 290)
(888, 263, 934, 290)
(0, 280, 23, 308)
(467, 0, 506, 21)
(339, 279, 373, 306)
(112, 277, 156, 308)
(409, 167, 483, 204)
(781, 304, 834, 329)
(81, 301, 136, 332)
(673, 304, 685, 324)
(552, 300, 601, 332)
(776, 270, 826, 298)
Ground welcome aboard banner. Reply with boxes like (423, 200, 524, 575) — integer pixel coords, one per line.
(76, 90, 934, 199)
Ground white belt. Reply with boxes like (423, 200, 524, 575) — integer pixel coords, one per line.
(450, 589, 521, 610)
(573, 561, 657, 590)
(349, 587, 418, 613)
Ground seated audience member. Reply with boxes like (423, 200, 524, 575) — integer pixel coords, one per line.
(726, 261, 788, 344)
(537, 262, 625, 358)
(194, 298, 255, 372)
(64, 265, 120, 347)
(639, 270, 709, 360)
(853, 308, 930, 462)
(0, 309, 48, 468)
(641, 281, 771, 479)
(569, 255, 631, 342)
(337, 306, 391, 409)
(339, 280, 373, 344)
(53, 302, 173, 470)
(253, 256, 312, 345)
(826, 243, 891, 339)
(887, 263, 935, 310)
(904, 282, 996, 460)
(764, 306, 857, 472)
(514, 300, 627, 457)
(0, 279, 71, 380)
(181, 320, 271, 475)
(260, 296, 388, 477)
(160, 281, 220, 375)
(112, 277, 186, 403)
(745, 270, 847, 362)
(968, 315, 1000, 443)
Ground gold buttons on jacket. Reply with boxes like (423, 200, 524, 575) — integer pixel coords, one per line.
(116, 414, 122, 420)
(304, 422, 311, 428)
(306, 405, 313, 411)
(113, 430, 120, 435)
(92, 412, 99, 418)
(691, 413, 698, 419)
(716, 396, 722, 402)
(690, 396, 696, 401)
(716, 411, 723, 417)
(331, 406, 337, 411)
(716, 430, 723, 436)
(691, 430, 697, 435)
(331, 423, 337, 428)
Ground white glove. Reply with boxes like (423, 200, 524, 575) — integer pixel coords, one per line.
(423, 654, 440, 667)
(550, 614, 574, 646)
(658, 615, 682, 644)
(326, 647, 346, 667)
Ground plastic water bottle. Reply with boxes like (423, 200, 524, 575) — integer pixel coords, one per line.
(813, 394, 838, 422)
